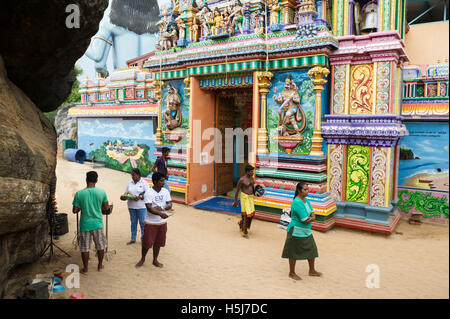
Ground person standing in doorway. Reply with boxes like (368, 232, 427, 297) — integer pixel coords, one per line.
(136, 172, 172, 268)
(233, 165, 256, 238)
(152, 147, 174, 211)
(120, 168, 150, 245)
(72, 171, 110, 275)
(152, 147, 170, 192)
(281, 181, 322, 280)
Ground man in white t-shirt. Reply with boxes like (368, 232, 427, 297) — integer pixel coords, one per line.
(136, 172, 172, 268)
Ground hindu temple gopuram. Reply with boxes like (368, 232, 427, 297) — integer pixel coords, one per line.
(70, 0, 449, 234)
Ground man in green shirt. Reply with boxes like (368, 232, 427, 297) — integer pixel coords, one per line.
(72, 171, 110, 275)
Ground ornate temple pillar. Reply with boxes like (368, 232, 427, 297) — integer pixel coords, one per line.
(184, 77, 191, 146)
(324, 32, 408, 234)
(256, 71, 273, 154)
(308, 66, 330, 157)
(281, 0, 296, 24)
(154, 79, 165, 145)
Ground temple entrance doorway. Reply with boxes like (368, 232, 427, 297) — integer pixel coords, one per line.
(214, 90, 253, 197)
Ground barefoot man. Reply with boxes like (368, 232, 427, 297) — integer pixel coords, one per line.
(72, 171, 110, 275)
(233, 165, 256, 238)
(136, 172, 172, 268)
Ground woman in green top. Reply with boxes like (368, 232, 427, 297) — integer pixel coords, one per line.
(282, 182, 322, 280)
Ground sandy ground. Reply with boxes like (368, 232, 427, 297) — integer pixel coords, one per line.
(405, 172, 449, 191)
(15, 159, 449, 299)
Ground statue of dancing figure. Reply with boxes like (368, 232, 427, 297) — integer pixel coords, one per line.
(273, 75, 306, 136)
(228, 0, 245, 35)
(163, 85, 182, 130)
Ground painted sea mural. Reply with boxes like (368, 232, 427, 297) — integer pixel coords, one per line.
(397, 122, 449, 221)
(77, 118, 157, 176)
(398, 122, 449, 191)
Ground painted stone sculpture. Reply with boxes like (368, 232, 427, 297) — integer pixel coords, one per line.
(163, 85, 182, 130)
(176, 17, 186, 42)
(273, 75, 306, 137)
(85, 0, 160, 77)
(197, 5, 213, 38)
(228, 0, 245, 36)
(270, 1, 281, 25)
(211, 9, 225, 35)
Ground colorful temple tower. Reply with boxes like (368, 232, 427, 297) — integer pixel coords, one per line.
(137, 0, 414, 233)
(72, 0, 433, 234)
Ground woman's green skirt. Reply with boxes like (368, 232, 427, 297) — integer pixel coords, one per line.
(282, 228, 318, 260)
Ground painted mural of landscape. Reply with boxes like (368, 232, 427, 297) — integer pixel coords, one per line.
(77, 118, 157, 176)
(399, 122, 449, 191)
(267, 70, 316, 155)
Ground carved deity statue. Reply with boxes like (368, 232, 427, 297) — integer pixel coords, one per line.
(254, 9, 265, 34)
(211, 9, 224, 35)
(171, 0, 181, 15)
(163, 85, 182, 130)
(191, 16, 200, 42)
(156, 5, 175, 51)
(197, 5, 213, 38)
(270, 1, 281, 25)
(228, 0, 245, 35)
(273, 75, 306, 136)
(176, 16, 186, 41)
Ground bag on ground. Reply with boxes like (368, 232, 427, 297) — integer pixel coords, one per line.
(278, 208, 291, 230)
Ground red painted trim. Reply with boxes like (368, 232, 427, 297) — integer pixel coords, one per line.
(72, 104, 157, 110)
(334, 213, 401, 235)
(311, 218, 336, 232)
(342, 144, 348, 201)
(392, 146, 398, 201)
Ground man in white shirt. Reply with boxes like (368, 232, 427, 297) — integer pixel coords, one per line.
(120, 168, 151, 245)
(136, 172, 172, 268)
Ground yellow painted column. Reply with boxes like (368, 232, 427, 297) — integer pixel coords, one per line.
(308, 66, 330, 157)
(250, 73, 260, 169)
(390, 0, 396, 30)
(184, 76, 191, 204)
(372, 62, 378, 115)
(343, 0, 349, 36)
(155, 80, 165, 145)
(256, 71, 274, 154)
(333, 0, 339, 36)
(378, 0, 385, 32)
(344, 64, 351, 114)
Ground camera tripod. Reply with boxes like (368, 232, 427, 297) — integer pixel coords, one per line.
(40, 212, 71, 262)
(104, 211, 116, 261)
(77, 205, 116, 261)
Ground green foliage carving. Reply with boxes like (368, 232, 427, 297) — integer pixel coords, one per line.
(346, 145, 370, 203)
(397, 190, 449, 219)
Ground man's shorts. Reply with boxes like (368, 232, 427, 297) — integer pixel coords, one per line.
(78, 228, 107, 253)
(142, 223, 167, 249)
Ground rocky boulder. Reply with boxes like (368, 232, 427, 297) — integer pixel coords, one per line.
(0, 0, 108, 297)
(55, 105, 77, 146)
(0, 56, 56, 297)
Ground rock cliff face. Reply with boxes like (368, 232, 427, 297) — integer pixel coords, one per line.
(0, 0, 108, 112)
(0, 0, 108, 297)
(55, 105, 77, 146)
